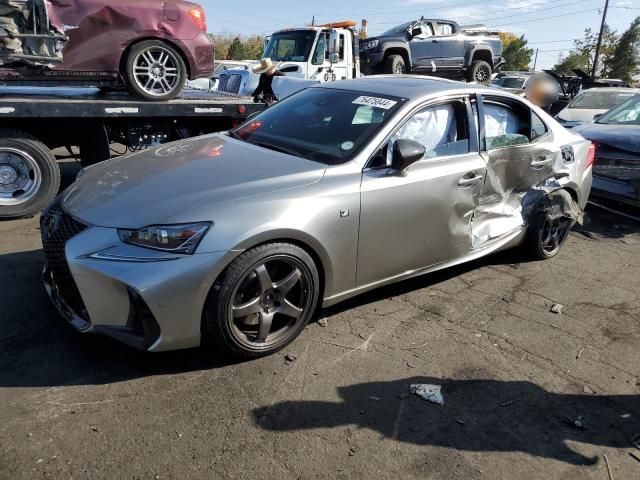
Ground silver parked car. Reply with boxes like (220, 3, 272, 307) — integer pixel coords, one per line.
(41, 76, 594, 357)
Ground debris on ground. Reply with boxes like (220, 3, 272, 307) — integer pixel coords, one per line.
(563, 415, 586, 430)
(583, 385, 595, 394)
(284, 354, 297, 364)
(369, 396, 380, 401)
(455, 419, 466, 426)
(317, 318, 328, 327)
(406, 362, 416, 368)
(551, 303, 564, 314)
(500, 400, 516, 408)
(604, 454, 614, 480)
(410, 384, 445, 406)
(348, 446, 358, 456)
(576, 347, 585, 359)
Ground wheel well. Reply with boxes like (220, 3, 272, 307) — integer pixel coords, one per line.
(562, 186, 580, 205)
(385, 48, 411, 69)
(472, 49, 493, 67)
(120, 37, 192, 79)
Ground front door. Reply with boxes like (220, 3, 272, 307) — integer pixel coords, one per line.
(408, 22, 441, 72)
(433, 21, 464, 69)
(357, 98, 486, 287)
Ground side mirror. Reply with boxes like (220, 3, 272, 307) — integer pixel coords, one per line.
(328, 29, 339, 55)
(593, 113, 603, 122)
(391, 139, 425, 171)
(410, 27, 423, 38)
(329, 52, 340, 64)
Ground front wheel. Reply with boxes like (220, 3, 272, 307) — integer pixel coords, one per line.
(124, 40, 187, 101)
(385, 54, 407, 75)
(204, 243, 320, 358)
(467, 60, 492, 84)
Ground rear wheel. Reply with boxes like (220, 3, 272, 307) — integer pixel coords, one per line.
(385, 54, 407, 75)
(124, 40, 187, 101)
(204, 243, 320, 358)
(467, 60, 492, 84)
(0, 129, 60, 219)
(523, 201, 572, 260)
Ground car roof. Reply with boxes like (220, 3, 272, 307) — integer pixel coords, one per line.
(578, 87, 640, 93)
(315, 75, 484, 100)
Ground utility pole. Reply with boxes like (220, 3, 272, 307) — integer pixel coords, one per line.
(533, 48, 539, 71)
(591, 0, 610, 79)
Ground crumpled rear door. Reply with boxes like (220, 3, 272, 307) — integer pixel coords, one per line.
(471, 95, 559, 247)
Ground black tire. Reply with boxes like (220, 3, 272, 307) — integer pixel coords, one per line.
(124, 40, 187, 101)
(0, 129, 60, 219)
(467, 60, 492, 84)
(204, 243, 320, 358)
(522, 201, 572, 260)
(385, 54, 407, 75)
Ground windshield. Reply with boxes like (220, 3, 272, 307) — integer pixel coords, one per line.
(568, 90, 637, 110)
(231, 88, 405, 165)
(597, 94, 640, 125)
(263, 31, 316, 62)
(490, 77, 526, 89)
(382, 22, 413, 36)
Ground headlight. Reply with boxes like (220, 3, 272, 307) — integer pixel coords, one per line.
(360, 40, 379, 51)
(117, 222, 212, 255)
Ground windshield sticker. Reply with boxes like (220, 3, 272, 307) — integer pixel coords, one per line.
(353, 96, 398, 110)
(341, 141, 355, 151)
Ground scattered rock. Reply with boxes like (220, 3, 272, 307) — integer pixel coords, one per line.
(410, 384, 445, 406)
(551, 303, 564, 314)
(317, 318, 328, 327)
(583, 385, 595, 394)
(455, 419, 466, 426)
(26, 432, 32, 438)
(284, 354, 297, 364)
(349, 446, 358, 456)
(91, 426, 98, 432)
(406, 362, 416, 368)
(563, 415, 586, 430)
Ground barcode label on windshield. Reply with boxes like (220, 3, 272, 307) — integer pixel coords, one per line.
(352, 96, 398, 110)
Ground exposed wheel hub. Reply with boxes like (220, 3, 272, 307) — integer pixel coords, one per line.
(0, 165, 18, 185)
(261, 289, 281, 311)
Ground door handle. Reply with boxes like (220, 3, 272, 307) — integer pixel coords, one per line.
(458, 173, 484, 187)
(530, 156, 552, 169)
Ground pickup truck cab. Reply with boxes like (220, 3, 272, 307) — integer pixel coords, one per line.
(360, 19, 503, 84)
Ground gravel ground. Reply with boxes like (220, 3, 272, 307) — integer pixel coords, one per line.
(1, 165, 639, 479)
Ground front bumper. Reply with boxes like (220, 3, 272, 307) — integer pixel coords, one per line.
(359, 51, 385, 75)
(41, 212, 235, 351)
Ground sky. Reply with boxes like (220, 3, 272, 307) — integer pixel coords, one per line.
(199, 0, 640, 69)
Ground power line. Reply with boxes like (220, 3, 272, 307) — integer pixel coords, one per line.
(487, 8, 600, 27)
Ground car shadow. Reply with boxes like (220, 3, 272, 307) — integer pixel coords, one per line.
(252, 376, 639, 466)
(572, 203, 640, 241)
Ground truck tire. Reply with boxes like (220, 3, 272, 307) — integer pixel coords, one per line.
(124, 40, 187, 101)
(385, 54, 407, 75)
(0, 129, 60, 219)
(467, 60, 492, 84)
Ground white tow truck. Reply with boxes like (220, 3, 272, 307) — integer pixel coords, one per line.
(216, 21, 362, 97)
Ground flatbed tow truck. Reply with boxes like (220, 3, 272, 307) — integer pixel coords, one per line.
(0, 86, 265, 218)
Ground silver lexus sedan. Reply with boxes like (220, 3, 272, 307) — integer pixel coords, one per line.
(40, 76, 594, 358)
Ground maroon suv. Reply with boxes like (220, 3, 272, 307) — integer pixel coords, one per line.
(0, 0, 214, 100)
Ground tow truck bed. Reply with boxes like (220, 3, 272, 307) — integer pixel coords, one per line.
(0, 87, 262, 118)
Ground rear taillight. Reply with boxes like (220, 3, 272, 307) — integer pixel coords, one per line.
(586, 142, 597, 168)
(188, 7, 206, 32)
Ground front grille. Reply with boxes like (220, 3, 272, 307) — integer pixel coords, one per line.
(218, 73, 242, 94)
(41, 199, 88, 318)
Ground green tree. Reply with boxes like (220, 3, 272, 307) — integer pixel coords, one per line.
(244, 35, 266, 60)
(226, 36, 248, 60)
(553, 27, 619, 77)
(499, 32, 534, 70)
(553, 51, 590, 76)
(609, 16, 640, 83)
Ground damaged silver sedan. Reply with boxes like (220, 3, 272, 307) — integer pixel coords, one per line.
(41, 76, 593, 358)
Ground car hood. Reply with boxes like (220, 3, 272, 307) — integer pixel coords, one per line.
(360, 34, 405, 48)
(573, 123, 640, 154)
(62, 134, 327, 228)
(556, 107, 604, 123)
